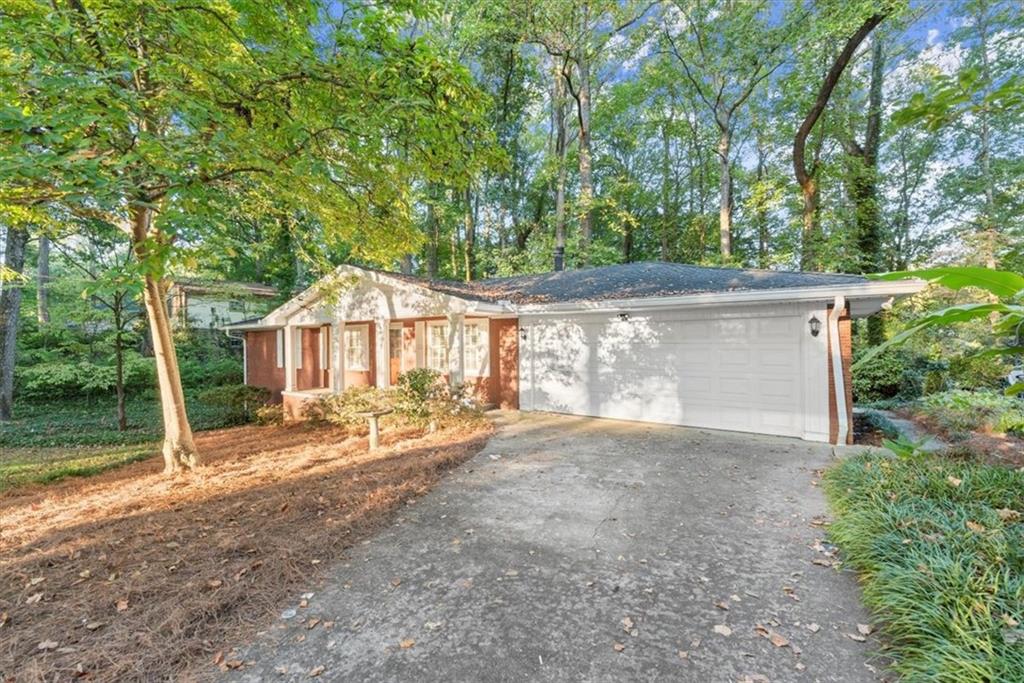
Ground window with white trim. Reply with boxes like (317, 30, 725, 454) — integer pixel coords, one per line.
(463, 320, 489, 376)
(426, 322, 448, 372)
(275, 329, 284, 368)
(344, 325, 369, 371)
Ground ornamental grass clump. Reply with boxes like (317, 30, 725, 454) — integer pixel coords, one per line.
(824, 453, 1024, 682)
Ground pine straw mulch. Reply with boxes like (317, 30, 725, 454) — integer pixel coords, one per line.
(0, 418, 493, 682)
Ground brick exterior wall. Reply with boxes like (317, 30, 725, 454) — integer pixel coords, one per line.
(490, 318, 519, 409)
(827, 308, 854, 445)
(245, 330, 285, 401)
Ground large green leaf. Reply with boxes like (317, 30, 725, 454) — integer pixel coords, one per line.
(870, 267, 1024, 299)
(853, 303, 1014, 368)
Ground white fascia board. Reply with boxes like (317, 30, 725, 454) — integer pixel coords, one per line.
(513, 279, 926, 316)
(220, 321, 282, 332)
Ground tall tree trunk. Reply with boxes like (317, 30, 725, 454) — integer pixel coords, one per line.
(553, 64, 568, 272)
(36, 235, 50, 325)
(794, 12, 888, 272)
(130, 206, 198, 473)
(399, 254, 414, 275)
(660, 119, 673, 261)
(114, 296, 127, 431)
(755, 144, 770, 269)
(716, 117, 733, 260)
(426, 196, 439, 279)
(976, 2, 997, 270)
(800, 181, 820, 270)
(463, 186, 475, 282)
(0, 226, 29, 421)
(846, 37, 886, 344)
(573, 45, 594, 261)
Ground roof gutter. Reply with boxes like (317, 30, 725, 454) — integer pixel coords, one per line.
(514, 280, 924, 316)
(829, 295, 850, 446)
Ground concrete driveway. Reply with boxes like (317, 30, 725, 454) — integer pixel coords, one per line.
(230, 413, 882, 682)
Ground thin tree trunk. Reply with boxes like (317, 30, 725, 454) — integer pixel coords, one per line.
(36, 235, 50, 325)
(130, 206, 198, 472)
(755, 144, 769, 269)
(716, 117, 732, 260)
(553, 64, 568, 271)
(660, 120, 673, 261)
(0, 226, 29, 421)
(114, 296, 127, 431)
(426, 195, 439, 279)
(573, 42, 594, 261)
(463, 186, 475, 282)
(976, 2, 997, 270)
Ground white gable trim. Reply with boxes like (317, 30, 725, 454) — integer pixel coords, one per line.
(262, 265, 510, 327)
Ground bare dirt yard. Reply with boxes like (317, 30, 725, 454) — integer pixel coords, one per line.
(0, 420, 491, 681)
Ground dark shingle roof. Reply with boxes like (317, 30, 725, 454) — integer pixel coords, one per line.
(385, 262, 867, 306)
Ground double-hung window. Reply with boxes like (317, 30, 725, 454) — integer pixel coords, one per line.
(344, 325, 369, 371)
(463, 321, 489, 377)
(426, 322, 448, 372)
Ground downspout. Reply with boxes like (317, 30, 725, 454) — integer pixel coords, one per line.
(828, 295, 848, 445)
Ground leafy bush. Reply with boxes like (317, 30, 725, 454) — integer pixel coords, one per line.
(824, 453, 1024, 682)
(852, 348, 946, 403)
(304, 386, 393, 426)
(179, 357, 243, 389)
(393, 369, 480, 428)
(254, 403, 284, 426)
(16, 354, 155, 401)
(947, 353, 1012, 392)
(918, 390, 1024, 438)
(196, 384, 271, 426)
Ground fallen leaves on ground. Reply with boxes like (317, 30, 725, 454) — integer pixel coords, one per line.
(0, 421, 492, 681)
(399, 638, 415, 649)
(713, 624, 732, 637)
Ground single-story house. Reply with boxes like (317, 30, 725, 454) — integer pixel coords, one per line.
(223, 262, 923, 444)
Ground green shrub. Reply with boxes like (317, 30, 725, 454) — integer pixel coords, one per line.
(918, 390, 1024, 438)
(824, 453, 1024, 682)
(393, 369, 480, 428)
(305, 386, 393, 426)
(16, 354, 155, 400)
(179, 357, 243, 389)
(195, 384, 271, 426)
(852, 348, 945, 403)
(254, 403, 284, 426)
(947, 353, 1012, 392)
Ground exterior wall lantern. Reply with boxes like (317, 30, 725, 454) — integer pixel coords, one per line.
(808, 315, 822, 337)
(519, 327, 528, 341)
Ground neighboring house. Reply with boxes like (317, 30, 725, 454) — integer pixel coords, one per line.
(168, 280, 278, 331)
(223, 262, 923, 444)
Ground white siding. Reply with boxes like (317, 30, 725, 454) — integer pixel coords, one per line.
(519, 304, 829, 440)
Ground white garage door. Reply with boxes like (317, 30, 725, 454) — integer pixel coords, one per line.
(520, 310, 805, 438)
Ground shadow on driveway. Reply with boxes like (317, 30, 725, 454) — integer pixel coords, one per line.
(228, 412, 882, 682)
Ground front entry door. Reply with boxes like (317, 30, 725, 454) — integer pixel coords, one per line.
(389, 326, 403, 384)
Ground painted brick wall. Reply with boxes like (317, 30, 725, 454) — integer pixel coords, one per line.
(245, 330, 285, 401)
(827, 309, 854, 445)
(489, 318, 519, 409)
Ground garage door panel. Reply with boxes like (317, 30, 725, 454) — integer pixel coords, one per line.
(525, 312, 804, 438)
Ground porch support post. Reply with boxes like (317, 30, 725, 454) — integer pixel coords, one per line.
(331, 320, 344, 392)
(375, 317, 389, 388)
(283, 324, 295, 392)
(447, 311, 465, 385)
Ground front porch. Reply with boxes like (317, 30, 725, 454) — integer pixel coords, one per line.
(277, 315, 519, 420)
